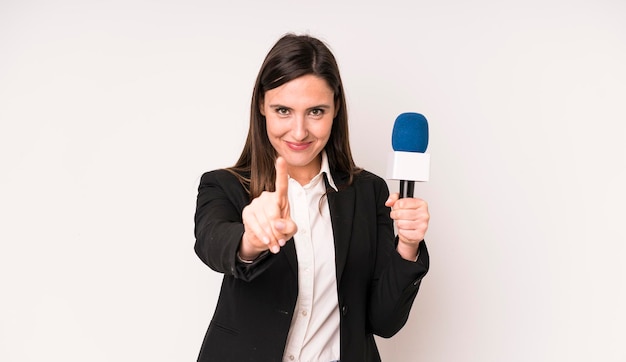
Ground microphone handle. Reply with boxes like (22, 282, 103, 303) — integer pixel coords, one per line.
(399, 180, 415, 199)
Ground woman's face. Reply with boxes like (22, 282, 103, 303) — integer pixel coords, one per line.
(261, 74, 336, 184)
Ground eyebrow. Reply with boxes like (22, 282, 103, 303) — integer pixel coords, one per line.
(268, 104, 332, 110)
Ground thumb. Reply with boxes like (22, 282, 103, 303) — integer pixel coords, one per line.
(385, 192, 399, 208)
(274, 218, 298, 237)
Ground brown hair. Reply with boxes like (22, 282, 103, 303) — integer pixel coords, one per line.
(229, 33, 360, 199)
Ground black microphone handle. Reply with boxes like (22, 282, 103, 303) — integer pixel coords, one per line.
(399, 180, 415, 199)
(407, 181, 415, 198)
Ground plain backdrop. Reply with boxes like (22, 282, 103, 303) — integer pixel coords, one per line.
(1, 0, 625, 361)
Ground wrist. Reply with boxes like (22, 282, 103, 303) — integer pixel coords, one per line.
(237, 249, 270, 264)
(237, 251, 258, 264)
(396, 240, 421, 262)
(238, 232, 264, 261)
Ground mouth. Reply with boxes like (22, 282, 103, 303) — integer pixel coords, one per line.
(285, 141, 312, 151)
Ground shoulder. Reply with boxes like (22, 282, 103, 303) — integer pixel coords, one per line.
(197, 168, 251, 210)
(352, 169, 388, 189)
(200, 168, 238, 184)
(353, 169, 385, 182)
(198, 168, 250, 198)
(200, 168, 249, 187)
(332, 169, 389, 197)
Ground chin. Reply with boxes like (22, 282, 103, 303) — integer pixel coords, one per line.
(282, 153, 317, 167)
(284, 158, 313, 168)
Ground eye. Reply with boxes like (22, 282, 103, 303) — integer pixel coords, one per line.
(310, 108, 325, 117)
(275, 107, 290, 116)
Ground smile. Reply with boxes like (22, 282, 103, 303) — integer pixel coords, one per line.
(285, 141, 312, 151)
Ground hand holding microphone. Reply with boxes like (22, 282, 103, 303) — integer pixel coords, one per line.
(386, 112, 431, 259)
(385, 193, 429, 255)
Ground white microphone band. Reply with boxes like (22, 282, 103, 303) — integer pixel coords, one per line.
(386, 151, 430, 182)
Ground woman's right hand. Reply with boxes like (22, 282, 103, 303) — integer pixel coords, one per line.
(239, 157, 298, 260)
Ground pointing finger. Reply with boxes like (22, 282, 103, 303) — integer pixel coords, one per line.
(274, 156, 289, 205)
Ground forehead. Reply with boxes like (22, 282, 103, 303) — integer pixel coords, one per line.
(264, 75, 334, 106)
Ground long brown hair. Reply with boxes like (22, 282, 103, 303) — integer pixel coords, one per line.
(229, 33, 360, 199)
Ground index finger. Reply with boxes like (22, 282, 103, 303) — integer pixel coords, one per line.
(274, 156, 289, 201)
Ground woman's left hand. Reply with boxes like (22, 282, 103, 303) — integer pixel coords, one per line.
(385, 193, 430, 261)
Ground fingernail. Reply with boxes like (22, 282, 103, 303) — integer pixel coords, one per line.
(275, 221, 285, 230)
(278, 239, 286, 246)
(262, 236, 270, 245)
(271, 245, 280, 253)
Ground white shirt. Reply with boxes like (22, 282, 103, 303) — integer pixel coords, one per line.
(282, 152, 340, 362)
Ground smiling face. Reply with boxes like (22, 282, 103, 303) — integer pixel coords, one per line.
(261, 74, 336, 184)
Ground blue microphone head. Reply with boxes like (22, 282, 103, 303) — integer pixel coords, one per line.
(391, 112, 429, 152)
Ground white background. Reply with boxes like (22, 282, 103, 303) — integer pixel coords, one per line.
(1, 0, 625, 361)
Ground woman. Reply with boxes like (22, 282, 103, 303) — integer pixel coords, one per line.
(194, 33, 430, 361)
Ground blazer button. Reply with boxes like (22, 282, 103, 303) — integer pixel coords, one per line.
(341, 305, 348, 316)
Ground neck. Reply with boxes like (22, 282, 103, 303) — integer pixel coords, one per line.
(288, 155, 322, 185)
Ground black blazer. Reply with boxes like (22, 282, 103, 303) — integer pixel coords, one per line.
(194, 168, 429, 361)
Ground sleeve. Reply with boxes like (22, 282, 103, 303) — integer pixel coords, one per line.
(366, 177, 430, 338)
(193, 170, 277, 281)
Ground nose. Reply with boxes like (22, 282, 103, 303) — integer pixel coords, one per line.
(291, 114, 308, 141)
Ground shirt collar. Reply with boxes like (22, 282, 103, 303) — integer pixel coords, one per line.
(288, 151, 338, 192)
(319, 151, 338, 192)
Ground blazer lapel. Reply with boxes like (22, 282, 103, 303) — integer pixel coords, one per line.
(283, 236, 298, 276)
(325, 172, 355, 284)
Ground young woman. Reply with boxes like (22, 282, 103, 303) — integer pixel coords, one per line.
(194, 33, 430, 362)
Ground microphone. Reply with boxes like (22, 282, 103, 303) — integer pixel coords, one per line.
(387, 112, 430, 198)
